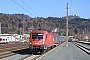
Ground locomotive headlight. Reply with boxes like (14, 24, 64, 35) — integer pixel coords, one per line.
(42, 39, 45, 45)
(42, 41, 44, 45)
(30, 42, 32, 44)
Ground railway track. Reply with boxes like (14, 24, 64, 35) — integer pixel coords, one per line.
(15, 41, 89, 60)
(0, 42, 29, 59)
(19, 54, 40, 60)
(19, 42, 64, 60)
(73, 42, 90, 55)
(0, 41, 64, 60)
(18, 48, 55, 60)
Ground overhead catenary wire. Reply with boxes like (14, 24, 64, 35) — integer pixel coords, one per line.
(21, 0, 39, 16)
(66, 0, 73, 16)
(70, 0, 72, 9)
(69, 0, 72, 15)
(12, 0, 35, 17)
(49, 0, 73, 18)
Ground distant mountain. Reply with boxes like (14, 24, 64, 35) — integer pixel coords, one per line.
(0, 13, 90, 40)
(62, 14, 80, 20)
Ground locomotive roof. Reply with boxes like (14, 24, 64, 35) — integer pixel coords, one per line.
(31, 30, 49, 34)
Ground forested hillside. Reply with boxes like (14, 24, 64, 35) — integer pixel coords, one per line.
(0, 13, 90, 39)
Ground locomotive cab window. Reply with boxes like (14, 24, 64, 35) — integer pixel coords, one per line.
(32, 33, 43, 40)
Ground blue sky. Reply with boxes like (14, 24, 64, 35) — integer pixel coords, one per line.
(0, 0, 90, 18)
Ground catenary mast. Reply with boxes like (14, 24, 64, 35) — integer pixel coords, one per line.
(66, 3, 69, 47)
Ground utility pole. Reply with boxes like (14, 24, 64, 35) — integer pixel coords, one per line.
(22, 21, 24, 35)
(0, 22, 1, 35)
(66, 3, 69, 47)
(22, 20, 26, 40)
(20, 27, 22, 35)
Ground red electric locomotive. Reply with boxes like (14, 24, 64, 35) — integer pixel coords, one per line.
(29, 29, 55, 52)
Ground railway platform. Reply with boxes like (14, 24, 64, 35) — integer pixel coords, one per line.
(39, 42, 90, 60)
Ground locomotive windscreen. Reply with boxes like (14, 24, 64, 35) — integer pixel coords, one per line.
(32, 33, 43, 40)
